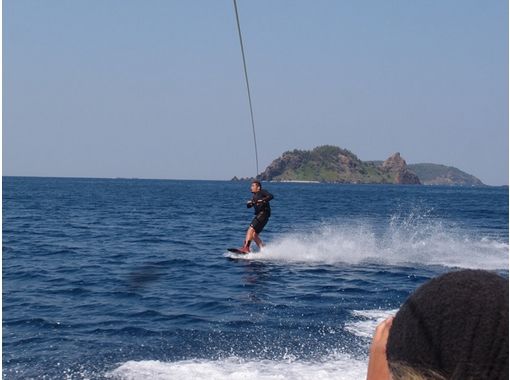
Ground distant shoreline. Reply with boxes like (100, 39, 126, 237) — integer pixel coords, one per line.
(278, 180, 321, 184)
(3, 175, 508, 187)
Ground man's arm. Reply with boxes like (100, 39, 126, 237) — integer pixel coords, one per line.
(258, 189, 273, 203)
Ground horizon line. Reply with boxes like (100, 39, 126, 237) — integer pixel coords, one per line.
(2, 175, 508, 187)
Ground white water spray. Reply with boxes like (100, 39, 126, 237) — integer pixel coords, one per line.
(229, 217, 508, 270)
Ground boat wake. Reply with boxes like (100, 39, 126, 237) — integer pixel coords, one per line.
(107, 353, 367, 380)
(249, 217, 508, 270)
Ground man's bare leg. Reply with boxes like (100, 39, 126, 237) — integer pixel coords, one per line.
(243, 226, 256, 250)
(253, 232, 264, 249)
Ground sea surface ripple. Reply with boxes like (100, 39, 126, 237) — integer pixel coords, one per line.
(3, 177, 508, 379)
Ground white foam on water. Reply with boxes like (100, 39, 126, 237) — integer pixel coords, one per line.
(224, 251, 258, 260)
(345, 309, 399, 339)
(107, 308, 400, 380)
(106, 354, 368, 380)
(244, 218, 508, 269)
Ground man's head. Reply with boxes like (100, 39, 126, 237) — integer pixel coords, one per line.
(387, 269, 508, 379)
(251, 180, 262, 193)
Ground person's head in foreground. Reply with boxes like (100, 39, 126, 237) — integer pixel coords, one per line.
(367, 269, 508, 380)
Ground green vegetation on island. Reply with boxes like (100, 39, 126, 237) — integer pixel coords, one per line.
(407, 163, 484, 186)
(257, 145, 419, 184)
(233, 145, 484, 186)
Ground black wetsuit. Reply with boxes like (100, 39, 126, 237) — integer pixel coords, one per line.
(248, 189, 273, 233)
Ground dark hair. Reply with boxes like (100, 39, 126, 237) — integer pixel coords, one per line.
(252, 180, 262, 188)
(387, 269, 508, 380)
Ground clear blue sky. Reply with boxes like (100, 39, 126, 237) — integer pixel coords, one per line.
(4, 0, 508, 185)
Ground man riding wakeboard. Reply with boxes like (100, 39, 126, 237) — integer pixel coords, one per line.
(238, 180, 273, 253)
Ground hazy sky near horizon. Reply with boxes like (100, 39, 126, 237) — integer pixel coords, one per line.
(4, 0, 508, 185)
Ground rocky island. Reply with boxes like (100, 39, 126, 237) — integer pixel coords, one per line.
(233, 145, 484, 186)
(406, 163, 484, 186)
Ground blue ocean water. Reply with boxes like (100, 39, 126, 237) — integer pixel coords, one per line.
(3, 177, 508, 379)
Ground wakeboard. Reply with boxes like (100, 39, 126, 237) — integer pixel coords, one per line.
(227, 248, 248, 254)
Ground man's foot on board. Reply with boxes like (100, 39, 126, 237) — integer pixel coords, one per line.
(238, 246, 250, 254)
